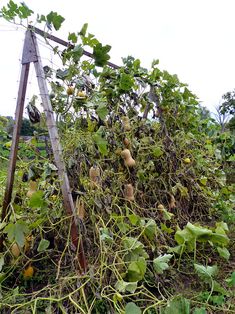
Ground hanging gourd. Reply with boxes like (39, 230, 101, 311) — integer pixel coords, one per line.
(121, 149, 136, 167)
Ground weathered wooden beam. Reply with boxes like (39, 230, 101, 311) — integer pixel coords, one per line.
(28, 25, 120, 70)
(31, 30, 87, 272)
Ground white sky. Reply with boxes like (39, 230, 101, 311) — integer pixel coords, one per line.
(1, 0, 235, 116)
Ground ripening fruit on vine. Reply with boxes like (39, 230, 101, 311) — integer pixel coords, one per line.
(66, 86, 74, 95)
(77, 90, 86, 98)
(183, 157, 191, 164)
(23, 265, 34, 279)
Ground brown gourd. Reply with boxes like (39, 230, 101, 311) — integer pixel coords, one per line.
(121, 149, 136, 167)
(124, 184, 135, 201)
(26, 180, 37, 198)
(122, 116, 131, 131)
(89, 165, 101, 188)
(11, 242, 20, 258)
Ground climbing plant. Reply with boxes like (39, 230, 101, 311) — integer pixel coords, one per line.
(0, 2, 234, 313)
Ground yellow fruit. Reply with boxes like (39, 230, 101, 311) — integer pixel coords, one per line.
(23, 265, 34, 279)
(183, 158, 191, 164)
(77, 91, 86, 98)
(67, 86, 74, 96)
(11, 243, 20, 257)
(157, 204, 165, 210)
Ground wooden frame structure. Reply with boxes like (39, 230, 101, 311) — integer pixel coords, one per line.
(0, 27, 95, 272)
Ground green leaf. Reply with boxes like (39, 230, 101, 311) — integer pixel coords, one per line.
(213, 280, 228, 295)
(29, 190, 45, 208)
(209, 232, 229, 246)
(186, 222, 212, 238)
(194, 263, 218, 281)
(93, 132, 108, 156)
(119, 73, 135, 92)
(199, 177, 207, 186)
(175, 227, 194, 246)
(18, 3, 33, 19)
(125, 302, 141, 314)
(4, 220, 28, 247)
(192, 307, 206, 314)
(68, 32, 77, 43)
(122, 237, 148, 261)
(163, 297, 190, 314)
(115, 280, 138, 293)
(100, 228, 113, 243)
(128, 214, 140, 226)
(93, 43, 111, 67)
(96, 103, 108, 120)
(143, 219, 157, 240)
(153, 254, 173, 274)
(217, 247, 230, 260)
(0, 254, 4, 272)
(153, 147, 163, 157)
(225, 272, 235, 287)
(127, 257, 146, 282)
(56, 69, 69, 80)
(79, 23, 88, 36)
(46, 11, 65, 30)
(72, 44, 84, 62)
(37, 239, 50, 252)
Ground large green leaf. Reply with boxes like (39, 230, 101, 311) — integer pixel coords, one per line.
(122, 237, 148, 261)
(192, 307, 206, 314)
(29, 190, 45, 208)
(125, 302, 141, 314)
(143, 219, 157, 240)
(194, 263, 218, 281)
(217, 247, 230, 260)
(93, 132, 108, 156)
(4, 220, 28, 247)
(186, 222, 212, 238)
(225, 272, 235, 287)
(46, 11, 65, 30)
(96, 103, 108, 120)
(115, 280, 138, 293)
(163, 297, 190, 314)
(127, 257, 147, 282)
(93, 43, 111, 67)
(153, 254, 173, 274)
(119, 73, 135, 92)
(37, 239, 50, 252)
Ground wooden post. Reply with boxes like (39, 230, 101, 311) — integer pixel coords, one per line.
(30, 30, 87, 272)
(0, 32, 34, 250)
(1, 29, 87, 272)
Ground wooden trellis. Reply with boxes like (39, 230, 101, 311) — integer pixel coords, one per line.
(0, 27, 118, 272)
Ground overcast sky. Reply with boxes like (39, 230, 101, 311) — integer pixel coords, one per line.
(0, 0, 235, 117)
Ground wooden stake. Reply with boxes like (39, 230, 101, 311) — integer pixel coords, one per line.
(1, 63, 30, 223)
(31, 30, 87, 271)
